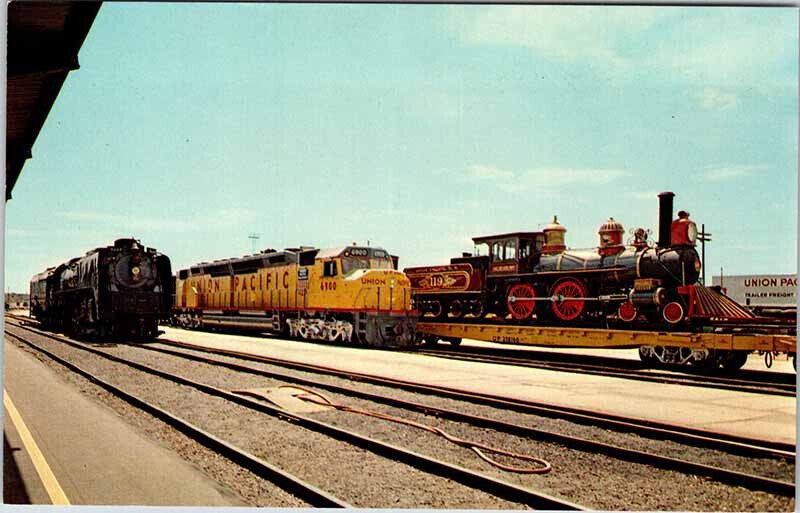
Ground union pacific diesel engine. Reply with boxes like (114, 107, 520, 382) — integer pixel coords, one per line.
(406, 192, 748, 330)
(172, 244, 416, 347)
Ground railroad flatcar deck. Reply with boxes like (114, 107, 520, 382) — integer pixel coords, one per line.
(417, 322, 796, 354)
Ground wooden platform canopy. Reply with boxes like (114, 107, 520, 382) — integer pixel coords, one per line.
(6, 1, 101, 200)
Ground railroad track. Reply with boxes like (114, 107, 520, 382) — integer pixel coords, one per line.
(6, 315, 795, 456)
(5, 318, 796, 509)
(125, 338, 794, 496)
(4, 321, 583, 509)
(145, 334, 795, 460)
(412, 345, 797, 397)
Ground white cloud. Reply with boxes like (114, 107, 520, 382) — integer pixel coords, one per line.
(6, 228, 39, 237)
(701, 164, 765, 182)
(698, 87, 738, 111)
(468, 164, 515, 180)
(448, 7, 796, 88)
(466, 164, 630, 193)
(450, 6, 665, 69)
(58, 207, 257, 232)
(651, 11, 796, 87)
(414, 91, 462, 119)
(505, 168, 630, 192)
(624, 190, 663, 201)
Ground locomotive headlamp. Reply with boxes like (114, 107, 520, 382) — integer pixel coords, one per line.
(132, 266, 141, 276)
(687, 223, 698, 243)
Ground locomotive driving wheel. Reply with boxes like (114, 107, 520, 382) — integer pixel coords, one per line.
(425, 300, 444, 319)
(506, 283, 536, 320)
(549, 278, 587, 322)
(449, 300, 465, 319)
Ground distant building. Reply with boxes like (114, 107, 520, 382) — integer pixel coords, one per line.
(4, 293, 30, 309)
(712, 274, 797, 316)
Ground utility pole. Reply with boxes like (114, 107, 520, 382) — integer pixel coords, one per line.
(697, 223, 711, 285)
(248, 233, 260, 254)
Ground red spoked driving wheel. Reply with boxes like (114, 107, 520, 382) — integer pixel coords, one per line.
(618, 301, 637, 322)
(662, 301, 685, 324)
(550, 278, 587, 321)
(506, 283, 536, 320)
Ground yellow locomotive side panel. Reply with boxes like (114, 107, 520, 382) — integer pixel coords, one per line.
(171, 246, 416, 346)
(207, 260, 412, 314)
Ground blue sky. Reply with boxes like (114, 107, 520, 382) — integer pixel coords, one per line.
(4, 4, 798, 293)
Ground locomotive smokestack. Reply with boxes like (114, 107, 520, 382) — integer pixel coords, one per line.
(657, 191, 675, 248)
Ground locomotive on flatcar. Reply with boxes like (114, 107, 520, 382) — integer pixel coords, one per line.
(172, 244, 416, 347)
(406, 192, 745, 330)
(29, 238, 173, 338)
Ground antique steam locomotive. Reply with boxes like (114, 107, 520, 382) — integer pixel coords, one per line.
(172, 244, 416, 347)
(406, 192, 747, 329)
(29, 238, 173, 338)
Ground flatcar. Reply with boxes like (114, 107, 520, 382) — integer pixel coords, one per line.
(29, 238, 173, 338)
(172, 244, 416, 347)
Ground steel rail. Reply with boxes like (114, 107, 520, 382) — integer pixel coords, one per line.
(5, 318, 794, 457)
(416, 343, 796, 385)
(147, 335, 796, 459)
(4, 324, 584, 510)
(413, 348, 796, 397)
(126, 340, 794, 496)
(3, 329, 350, 508)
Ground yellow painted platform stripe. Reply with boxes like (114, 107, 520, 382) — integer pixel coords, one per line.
(3, 390, 70, 505)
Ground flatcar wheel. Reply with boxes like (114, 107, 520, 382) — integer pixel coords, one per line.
(506, 284, 536, 320)
(549, 278, 587, 322)
(423, 335, 439, 346)
(721, 351, 749, 371)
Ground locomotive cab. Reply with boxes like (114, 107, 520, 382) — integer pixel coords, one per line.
(336, 247, 395, 274)
(472, 232, 545, 275)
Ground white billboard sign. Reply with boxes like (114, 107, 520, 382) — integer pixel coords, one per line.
(712, 274, 797, 309)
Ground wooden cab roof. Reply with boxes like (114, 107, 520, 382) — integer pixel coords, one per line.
(472, 231, 544, 245)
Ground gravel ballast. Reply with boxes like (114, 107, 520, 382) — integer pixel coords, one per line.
(6, 323, 795, 511)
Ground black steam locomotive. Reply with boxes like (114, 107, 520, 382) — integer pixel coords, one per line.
(29, 238, 173, 338)
(406, 192, 740, 328)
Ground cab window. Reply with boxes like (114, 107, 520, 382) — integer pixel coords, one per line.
(341, 254, 393, 274)
(323, 261, 338, 277)
(519, 239, 530, 260)
(535, 234, 545, 252)
(491, 242, 503, 260)
(504, 240, 517, 260)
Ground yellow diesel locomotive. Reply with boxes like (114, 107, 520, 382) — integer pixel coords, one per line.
(173, 245, 416, 347)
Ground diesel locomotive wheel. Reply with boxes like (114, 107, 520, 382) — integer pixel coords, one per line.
(506, 284, 536, 320)
(549, 278, 587, 322)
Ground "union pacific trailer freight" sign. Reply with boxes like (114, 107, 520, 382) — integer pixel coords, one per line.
(712, 274, 797, 311)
